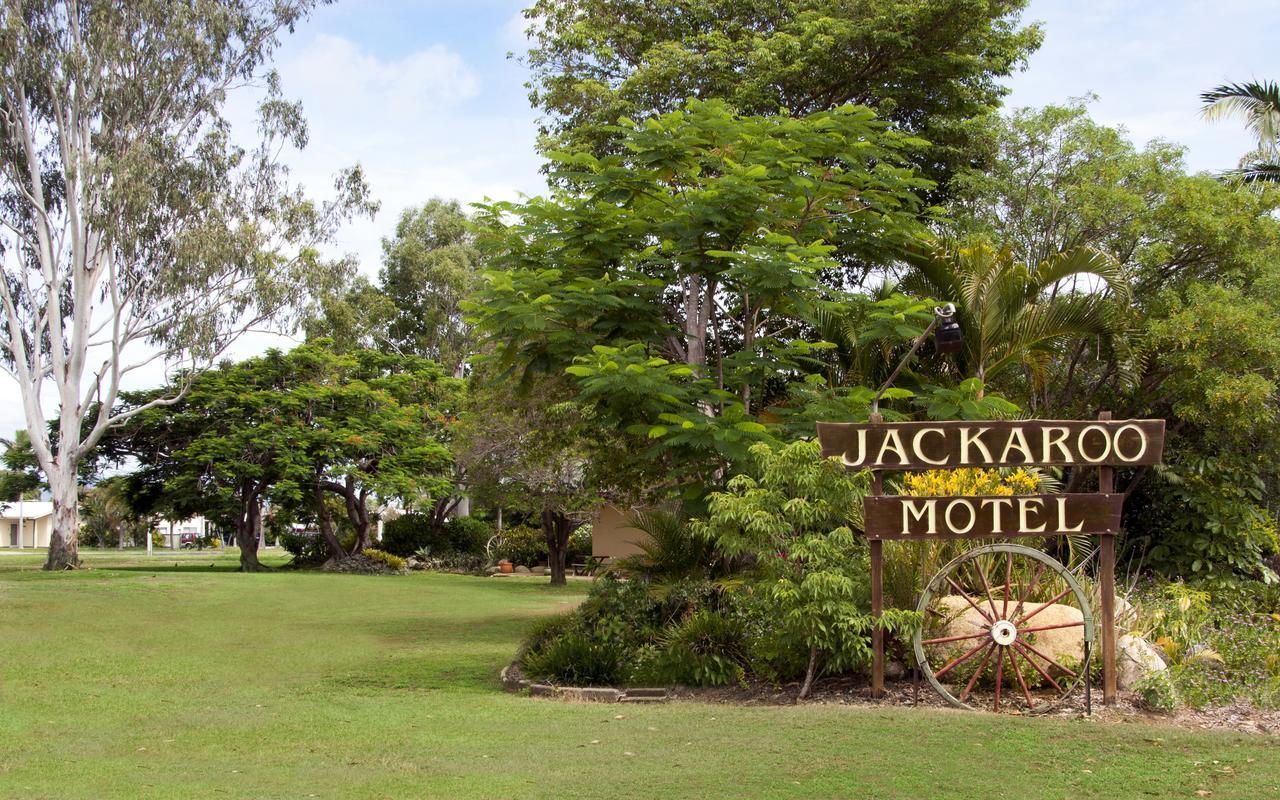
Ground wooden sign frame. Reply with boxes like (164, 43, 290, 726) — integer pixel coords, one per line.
(816, 412, 1165, 707)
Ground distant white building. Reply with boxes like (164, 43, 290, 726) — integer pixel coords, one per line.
(154, 515, 214, 549)
(0, 501, 54, 548)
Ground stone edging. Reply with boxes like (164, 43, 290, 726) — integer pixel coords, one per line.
(500, 663, 669, 704)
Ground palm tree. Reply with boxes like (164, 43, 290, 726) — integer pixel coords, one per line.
(900, 239, 1129, 398)
(1200, 81, 1280, 183)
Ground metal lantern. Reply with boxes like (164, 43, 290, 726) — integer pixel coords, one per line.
(933, 303, 962, 354)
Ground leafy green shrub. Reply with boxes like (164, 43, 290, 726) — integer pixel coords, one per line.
(517, 613, 579, 661)
(611, 508, 722, 581)
(380, 513, 492, 558)
(443, 516, 494, 555)
(576, 574, 662, 647)
(380, 513, 434, 557)
(279, 530, 330, 565)
(521, 631, 627, 686)
(362, 548, 406, 571)
(636, 610, 746, 687)
(1136, 670, 1179, 712)
(567, 524, 592, 563)
(494, 524, 547, 567)
(418, 552, 488, 574)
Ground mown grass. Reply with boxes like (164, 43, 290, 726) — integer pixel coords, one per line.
(1, 550, 1277, 799)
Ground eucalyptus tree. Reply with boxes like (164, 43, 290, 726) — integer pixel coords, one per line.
(0, 1, 375, 569)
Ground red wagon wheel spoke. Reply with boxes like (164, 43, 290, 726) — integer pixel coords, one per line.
(972, 558, 1001, 621)
(1008, 562, 1045, 622)
(1003, 551, 1013, 618)
(922, 630, 990, 646)
(993, 645, 1005, 712)
(944, 576, 994, 623)
(959, 643, 997, 704)
(1015, 638, 1078, 679)
(1007, 645, 1035, 708)
(1020, 620, 1085, 635)
(933, 639, 991, 680)
(1012, 641, 1064, 691)
(1016, 585, 1073, 625)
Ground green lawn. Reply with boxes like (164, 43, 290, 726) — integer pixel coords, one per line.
(1, 551, 1277, 799)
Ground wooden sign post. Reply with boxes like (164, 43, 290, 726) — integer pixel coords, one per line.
(817, 413, 1164, 707)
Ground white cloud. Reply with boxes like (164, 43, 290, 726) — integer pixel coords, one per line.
(266, 33, 545, 275)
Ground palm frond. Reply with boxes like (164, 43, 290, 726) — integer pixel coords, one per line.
(1200, 81, 1280, 146)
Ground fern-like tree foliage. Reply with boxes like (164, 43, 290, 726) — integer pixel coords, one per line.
(695, 441, 918, 699)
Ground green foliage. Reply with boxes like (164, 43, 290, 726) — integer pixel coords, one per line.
(1136, 670, 1179, 713)
(307, 199, 481, 373)
(105, 343, 458, 571)
(1133, 581, 1280, 710)
(636, 611, 747, 687)
(1138, 458, 1279, 582)
(470, 98, 934, 484)
(380, 514, 492, 558)
(567, 524, 592, 563)
(523, 0, 1042, 190)
(495, 525, 547, 567)
(611, 508, 722, 582)
(362, 549, 407, 572)
(521, 632, 627, 687)
(696, 441, 920, 687)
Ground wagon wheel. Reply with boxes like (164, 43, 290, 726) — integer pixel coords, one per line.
(912, 543, 1095, 713)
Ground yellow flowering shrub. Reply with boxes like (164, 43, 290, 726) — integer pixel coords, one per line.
(900, 467, 1040, 497)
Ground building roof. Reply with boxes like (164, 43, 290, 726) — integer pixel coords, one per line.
(0, 501, 54, 519)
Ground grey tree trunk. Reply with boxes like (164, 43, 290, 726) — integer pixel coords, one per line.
(46, 482, 81, 570)
(238, 496, 266, 572)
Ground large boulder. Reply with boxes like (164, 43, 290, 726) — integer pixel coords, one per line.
(1117, 634, 1168, 691)
(933, 594, 1085, 674)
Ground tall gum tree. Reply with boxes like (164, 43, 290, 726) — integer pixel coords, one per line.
(0, 1, 375, 569)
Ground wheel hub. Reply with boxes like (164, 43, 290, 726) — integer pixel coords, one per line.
(989, 619, 1017, 646)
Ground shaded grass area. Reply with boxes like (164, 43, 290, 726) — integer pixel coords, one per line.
(0, 552, 1277, 799)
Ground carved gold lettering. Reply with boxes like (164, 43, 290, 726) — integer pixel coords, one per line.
(1077, 424, 1112, 463)
(1056, 497, 1085, 533)
(901, 499, 938, 535)
(1017, 497, 1046, 533)
(944, 499, 977, 534)
(875, 429, 908, 466)
(1113, 423, 1148, 463)
(1041, 426, 1072, 462)
(959, 427, 992, 465)
(912, 427, 948, 466)
(982, 497, 1014, 532)
(999, 427, 1034, 463)
(841, 428, 869, 468)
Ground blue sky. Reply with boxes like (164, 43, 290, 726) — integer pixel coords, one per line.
(2, 0, 1278, 441)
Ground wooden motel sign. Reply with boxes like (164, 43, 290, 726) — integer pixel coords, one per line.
(816, 419, 1165, 540)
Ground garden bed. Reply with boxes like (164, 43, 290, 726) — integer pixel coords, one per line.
(505, 659, 1280, 735)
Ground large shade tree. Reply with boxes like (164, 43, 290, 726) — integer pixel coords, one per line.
(107, 344, 456, 572)
(520, 0, 1042, 192)
(470, 99, 933, 482)
(0, 1, 375, 570)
